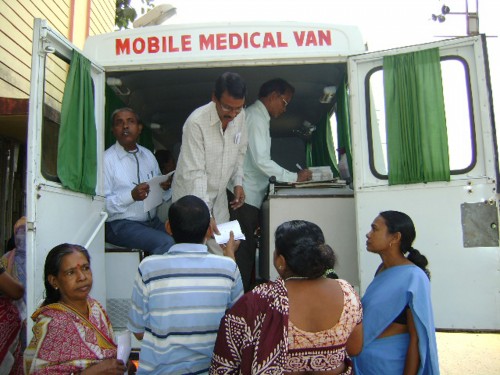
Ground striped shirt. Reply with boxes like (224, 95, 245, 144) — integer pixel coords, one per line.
(128, 243, 243, 375)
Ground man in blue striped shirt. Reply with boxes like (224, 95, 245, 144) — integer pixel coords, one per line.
(128, 195, 243, 375)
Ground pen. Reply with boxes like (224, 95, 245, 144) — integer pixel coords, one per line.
(296, 163, 303, 170)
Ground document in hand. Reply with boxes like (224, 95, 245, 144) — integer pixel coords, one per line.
(143, 170, 175, 212)
(214, 220, 246, 244)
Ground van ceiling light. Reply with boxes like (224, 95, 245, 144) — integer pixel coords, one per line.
(320, 86, 337, 104)
(106, 77, 130, 96)
(133, 4, 177, 28)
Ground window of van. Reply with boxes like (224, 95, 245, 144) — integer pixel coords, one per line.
(366, 57, 475, 179)
(41, 53, 68, 182)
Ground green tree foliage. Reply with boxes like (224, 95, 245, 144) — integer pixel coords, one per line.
(116, 0, 155, 29)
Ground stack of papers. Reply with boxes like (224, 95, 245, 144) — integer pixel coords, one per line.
(214, 220, 246, 244)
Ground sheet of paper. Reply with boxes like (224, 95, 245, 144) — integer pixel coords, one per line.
(214, 220, 246, 244)
(116, 330, 131, 363)
(143, 170, 175, 212)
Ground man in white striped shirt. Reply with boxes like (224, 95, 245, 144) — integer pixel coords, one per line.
(128, 195, 243, 375)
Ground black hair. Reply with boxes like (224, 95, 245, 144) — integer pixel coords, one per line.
(275, 220, 335, 279)
(213, 72, 247, 101)
(42, 243, 91, 306)
(168, 195, 210, 244)
(379, 211, 431, 279)
(258, 78, 295, 98)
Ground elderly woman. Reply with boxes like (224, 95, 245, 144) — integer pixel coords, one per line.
(24, 243, 127, 374)
(210, 220, 363, 374)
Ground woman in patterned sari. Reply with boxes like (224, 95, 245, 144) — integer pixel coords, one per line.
(0, 264, 25, 375)
(24, 243, 127, 374)
(210, 220, 363, 375)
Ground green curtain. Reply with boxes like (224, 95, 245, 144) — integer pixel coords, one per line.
(335, 75, 353, 175)
(57, 51, 97, 195)
(105, 85, 155, 152)
(307, 112, 339, 175)
(384, 48, 450, 185)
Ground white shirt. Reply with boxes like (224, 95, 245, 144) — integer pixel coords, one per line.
(241, 100, 297, 208)
(172, 102, 247, 224)
(104, 142, 163, 222)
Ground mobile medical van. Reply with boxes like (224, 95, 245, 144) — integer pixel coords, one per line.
(26, 18, 499, 340)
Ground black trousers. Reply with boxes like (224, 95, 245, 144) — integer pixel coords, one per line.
(227, 190, 260, 292)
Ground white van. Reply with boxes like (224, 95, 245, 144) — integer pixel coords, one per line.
(26, 19, 499, 340)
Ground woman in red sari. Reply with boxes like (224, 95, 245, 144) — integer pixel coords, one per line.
(24, 243, 127, 374)
(0, 264, 25, 375)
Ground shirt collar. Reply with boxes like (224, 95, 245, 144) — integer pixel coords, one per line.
(255, 99, 271, 122)
(115, 141, 142, 160)
(167, 243, 209, 254)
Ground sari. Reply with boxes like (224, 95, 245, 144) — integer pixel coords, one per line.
(210, 278, 361, 374)
(24, 297, 118, 374)
(0, 296, 23, 375)
(352, 265, 439, 375)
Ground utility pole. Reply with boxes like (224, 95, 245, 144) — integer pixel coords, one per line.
(431, 0, 479, 36)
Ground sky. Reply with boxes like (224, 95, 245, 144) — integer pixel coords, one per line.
(131, 0, 500, 125)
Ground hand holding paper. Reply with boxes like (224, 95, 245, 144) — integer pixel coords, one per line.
(213, 220, 245, 244)
(143, 170, 175, 212)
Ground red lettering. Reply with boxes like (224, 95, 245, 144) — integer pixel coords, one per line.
(229, 33, 242, 49)
(216, 33, 227, 50)
(250, 32, 260, 48)
(181, 35, 192, 51)
(148, 37, 159, 53)
(132, 38, 146, 54)
(262, 32, 276, 48)
(167, 36, 179, 52)
(293, 31, 306, 46)
(318, 30, 332, 45)
(116, 38, 131, 55)
(162, 36, 167, 52)
(199, 34, 214, 50)
(305, 31, 317, 46)
(276, 32, 288, 47)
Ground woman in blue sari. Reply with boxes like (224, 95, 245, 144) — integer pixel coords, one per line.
(352, 211, 439, 375)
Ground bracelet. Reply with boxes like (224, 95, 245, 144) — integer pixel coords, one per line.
(0, 265, 5, 275)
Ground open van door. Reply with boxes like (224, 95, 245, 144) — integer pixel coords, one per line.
(26, 19, 106, 337)
(349, 35, 499, 329)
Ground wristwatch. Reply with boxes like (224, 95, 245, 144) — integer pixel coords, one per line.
(0, 264, 5, 275)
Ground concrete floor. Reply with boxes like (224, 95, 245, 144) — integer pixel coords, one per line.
(436, 332, 500, 374)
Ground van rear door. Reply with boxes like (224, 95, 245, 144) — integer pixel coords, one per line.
(348, 35, 499, 329)
(26, 19, 106, 337)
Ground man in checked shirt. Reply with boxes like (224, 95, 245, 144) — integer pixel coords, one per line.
(172, 72, 248, 255)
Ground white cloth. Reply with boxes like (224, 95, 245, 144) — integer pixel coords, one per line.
(240, 100, 297, 208)
(104, 142, 167, 222)
(172, 102, 247, 224)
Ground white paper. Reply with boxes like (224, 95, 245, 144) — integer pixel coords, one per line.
(214, 220, 246, 244)
(143, 170, 175, 212)
(116, 330, 131, 365)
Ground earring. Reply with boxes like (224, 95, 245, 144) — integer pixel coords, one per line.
(389, 242, 393, 247)
(279, 266, 283, 270)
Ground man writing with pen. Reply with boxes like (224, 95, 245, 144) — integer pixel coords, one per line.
(104, 107, 175, 255)
(228, 78, 312, 292)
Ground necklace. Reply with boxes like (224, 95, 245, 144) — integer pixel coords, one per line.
(284, 276, 310, 282)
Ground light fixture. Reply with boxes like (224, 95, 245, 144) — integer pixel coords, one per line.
(319, 86, 337, 104)
(133, 4, 177, 28)
(106, 77, 130, 96)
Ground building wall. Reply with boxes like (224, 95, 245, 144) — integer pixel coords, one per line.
(0, 0, 115, 101)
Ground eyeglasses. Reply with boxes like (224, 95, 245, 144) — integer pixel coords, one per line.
(281, 97, 289, 107)
(218, 101, 244, 114)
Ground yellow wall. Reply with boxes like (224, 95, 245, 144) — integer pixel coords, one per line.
(0, 0, 115, 101)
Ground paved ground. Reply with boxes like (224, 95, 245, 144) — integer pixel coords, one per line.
(436, 332, 500, 374)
